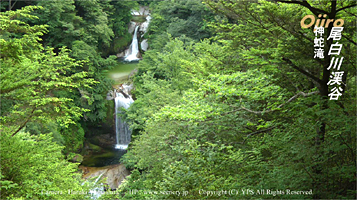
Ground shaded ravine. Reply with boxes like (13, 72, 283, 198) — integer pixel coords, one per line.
(78, 6, 151, 199)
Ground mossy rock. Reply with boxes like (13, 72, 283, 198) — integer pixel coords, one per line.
(105, 100, 115, 126)
(132, 15, 147, 23)
(67, 153, 84, 163)
(87, 142, 102, 152)
(113, 33, 132, 53)
(73, 154, 83, 163)
(81, 151, 118, 167)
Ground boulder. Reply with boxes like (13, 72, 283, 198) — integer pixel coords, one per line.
(68, 153, 83, 163)
(116, 52, 125, 58)
(96, 133, 116, 147)
(72, 154, 84, 163)
(141, 39, 148, 51)
(128, 21, 136, 34)
(80, 164, 130, 190)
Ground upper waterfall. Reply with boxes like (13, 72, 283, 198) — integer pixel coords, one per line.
(117, 6, 150, 60)
(140, 15, 151, 36)
(124, 26, 140, 62)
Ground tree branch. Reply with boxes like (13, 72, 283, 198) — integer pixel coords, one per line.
(303, 165, 316, 182)
(228, 91, 319, 115)
(242, 126, 276, 144)
(282, 57, 323, 84)
(8, 0, 17, 11)
(246, 126, 275, 138)
(336, 3, 357, 13)
(275, 0, 329, 15)
(11, 107, 36, 137)
(343, 35, 357, 46)
(279, 90, 319, 106)
(343, 10, 357, 17)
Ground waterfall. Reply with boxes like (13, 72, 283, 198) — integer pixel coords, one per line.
(82, 170, 107, 199)
(89, 171, 106, 199)
(140, 16, 151, 36)
(139, 15, 151, 52)
(124, 26, 140, 62)
(117, 7, 150, 59)
(114, 89, 134, 150)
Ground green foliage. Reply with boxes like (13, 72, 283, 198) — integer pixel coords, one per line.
(68, 41, 117, 125)
(59, 123, 85, 154)
(105, 1, 137, 55)
(113, 32, 133, 53)
(0, 6, 119, 199)
(25, 121, 66, 147)
(128, 38, 231, 135)
(146, 0, 216, 49)
(74, 0, 114, 48)
(1, 131, 90, 200)
(0, 7, 96, 135)
(127, 72, 182, 132)
(1, 0, 135, 141)
(1, 1, 356, 200)
(31, 0, 80, 49)
(118, 1, 356, 199)
(108, 1, 137, 38)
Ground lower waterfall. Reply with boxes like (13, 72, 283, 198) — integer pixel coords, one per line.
(114, 89, 134, 150)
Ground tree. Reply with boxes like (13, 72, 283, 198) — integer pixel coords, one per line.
(0, 6, 96, 136)
(1, 131, 91, 200)
(146, 0, 216, 50)
(0, 6, 95, 199)
(118, 1, 356, 199)
(74, 0, 114, 49)
(204, 0, 356, 197)
(31, 0, 80, 50)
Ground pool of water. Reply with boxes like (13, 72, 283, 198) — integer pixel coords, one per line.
(81, 149, 127, 167)
(81, 61, 138, 167)
(106, 61, 139, 84)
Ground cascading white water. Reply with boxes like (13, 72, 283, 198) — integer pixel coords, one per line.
(115, 90, 134, 150)
(82, 170, 107, 199)
(140, 15, 151, 36)
(124, 26, 140, 62)
(140, 15, 151, 52)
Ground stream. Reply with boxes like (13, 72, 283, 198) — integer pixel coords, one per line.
(78, 6, 150, 198)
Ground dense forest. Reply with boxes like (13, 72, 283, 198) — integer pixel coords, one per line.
(1, 0, 356, 199)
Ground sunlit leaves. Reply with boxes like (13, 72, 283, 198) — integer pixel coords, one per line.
(1, 131, 90, 199)
(0, 6, 96, 135)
